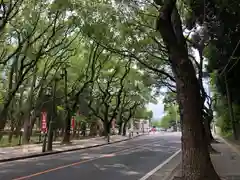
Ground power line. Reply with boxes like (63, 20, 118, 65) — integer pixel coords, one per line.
(219, 39, 240, 76)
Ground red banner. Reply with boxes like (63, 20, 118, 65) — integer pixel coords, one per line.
(41, 111, 47, 132)
(71, 116, 75, 129)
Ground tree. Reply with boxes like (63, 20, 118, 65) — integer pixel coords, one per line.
(152, 120, 161, 128)
(154, 0, 220, 179)
(160, 104, 179, 130)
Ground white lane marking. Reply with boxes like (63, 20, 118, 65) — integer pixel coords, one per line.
(138, 149, 181, 180)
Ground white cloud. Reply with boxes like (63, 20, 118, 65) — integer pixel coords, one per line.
(147, 101, 164, 119)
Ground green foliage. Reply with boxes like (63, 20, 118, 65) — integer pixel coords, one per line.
(152, 120, 161, 127)
(160, 116, 175, 129)
(135, 108, 153, 120)
(159, 104, 179, 129)
(0, 0, 183, 144)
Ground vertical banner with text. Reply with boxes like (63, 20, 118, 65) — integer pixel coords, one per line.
(41, 111, 47, 133)
(71, 116, 75, 130)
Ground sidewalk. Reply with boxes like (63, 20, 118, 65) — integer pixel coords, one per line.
(211, 138, 240, 180)
(0, 133, 143, 162)
(147, 137, 240, 180)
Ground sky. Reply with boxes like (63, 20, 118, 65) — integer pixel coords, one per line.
(147, 80, 210, 120)
(146, 47, 210, 120)
(147, 102, 164, 120)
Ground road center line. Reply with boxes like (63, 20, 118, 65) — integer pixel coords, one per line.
(12, 140, 163, 180)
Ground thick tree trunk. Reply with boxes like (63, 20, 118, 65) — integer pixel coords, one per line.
(204, 117, 213, 143)
(62, 110, 71, 143)
(156, 1, 220, 179)
(103, 120, 110, 143)
(103, 121, 110, 137)
(0, 107, 9, 140)
(203, 118, 215, 153)
(22, 119, 30, 144)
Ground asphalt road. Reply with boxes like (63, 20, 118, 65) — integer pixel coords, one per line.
(0, 132, 181, 180)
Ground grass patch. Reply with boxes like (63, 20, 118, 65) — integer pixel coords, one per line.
(0, 136, 41, 147)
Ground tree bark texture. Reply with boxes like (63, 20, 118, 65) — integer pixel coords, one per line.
(155, 1, 220, 179)
(62, 110, 71, 143)
(122, 121, 127, 136)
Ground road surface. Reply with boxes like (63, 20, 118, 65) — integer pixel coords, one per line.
(0, 132, 181, 180)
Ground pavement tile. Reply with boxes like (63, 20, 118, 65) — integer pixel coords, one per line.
(212, 139, 240, 180)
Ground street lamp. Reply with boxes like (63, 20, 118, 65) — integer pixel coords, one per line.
(42, 87, 52, 153)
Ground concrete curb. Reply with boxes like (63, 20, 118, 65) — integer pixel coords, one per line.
(163, 163, 181, 180)
(0, 134, 145, 163)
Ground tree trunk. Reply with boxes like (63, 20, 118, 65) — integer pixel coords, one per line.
(62, 67, 71, 143)
(8, 125, 14, 144)
(62, 110, 71, 143)
(80, 122, 86, 137)
(23, 68, 37, 144)
(0, 101, 9, 140)
(103, 120, 110, 137)
(14, 113, 24, 138)
(122, 121, 127, 136)
(204, 116, 218, 153)
(156, 1, 220, 179)
(77, 128, 80, 138)
(89, 121, 98, 137)
(103, 120, 110, 143)
(204, 116, 215, 143)
(28, 111, 40, 137)
(224, 73, 238, 140)
(118, 121, 123, 135)
(72, 127, 77, 139)
(22, 119, 30, 144)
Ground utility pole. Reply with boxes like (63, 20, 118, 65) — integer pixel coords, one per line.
(224, 73, 238, 140)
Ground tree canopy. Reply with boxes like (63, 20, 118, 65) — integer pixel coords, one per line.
(0, 0, 239, 179)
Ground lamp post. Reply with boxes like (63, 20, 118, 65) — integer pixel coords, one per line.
(46, 82, 56, 151)
(42, 87, 51, 152)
